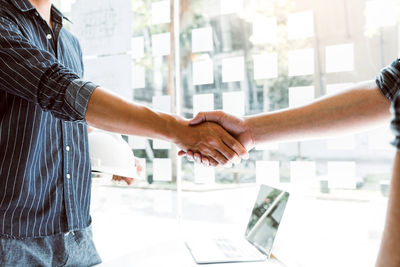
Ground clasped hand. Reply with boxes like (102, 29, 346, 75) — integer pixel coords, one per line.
(177, 111, 255, 167)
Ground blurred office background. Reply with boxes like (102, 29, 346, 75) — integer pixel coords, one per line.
(54, 0, 400, 266)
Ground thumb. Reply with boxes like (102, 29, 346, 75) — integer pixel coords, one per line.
(190, 111, 222, 126)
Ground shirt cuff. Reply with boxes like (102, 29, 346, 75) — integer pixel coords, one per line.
(376, 58, 400, 102)
(64, 79, 98, 121)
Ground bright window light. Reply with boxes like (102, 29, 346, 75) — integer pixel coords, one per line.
(290, 161, 316, 187)
(132, 65, 145, 89)
(192, 27, 213, 52)
(252, 16, 277, 44)
(253, 53, 278, 80)
(288, 11, 314, 40)
(327, 135, 355, 150)
(255, 143, 279, 151)
(152, 96, 172, 149)
(153, 95, 171, 112)
(153, 190, 173, 213)
(288, 49, 314, 76)
(368, 126, 394, 150)
(328, 161, 357, 189)
(326, 83, 354, 95)
(256, 161, 280, 186)
(152, 32, 170, 56)
(193, 94, 214, 116)
(84, 55, 132, 100)
(289, 86, 314, 108)
(60, 0, 76, 13)
(153, 158, 172, 182)
(128, 136, 146, 150)
(223, 91, 245, 116)
(326, 43, 354, 73)
(153, 139, 171, 149)
(131, 36, 145, 59)
(192, 57, 214, 85)
(222, 57, 245, 83)
(151, 0, 170, 25)
(365, 0, 397, 29)
(220, 0, 243, 15)
(194, 164, 215, 184)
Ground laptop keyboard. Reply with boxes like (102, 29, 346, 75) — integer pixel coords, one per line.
(215, 238, 261, 259)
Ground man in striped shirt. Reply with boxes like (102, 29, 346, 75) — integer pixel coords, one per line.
(184, 60, 400, 266)
(0, 0, 248, 265)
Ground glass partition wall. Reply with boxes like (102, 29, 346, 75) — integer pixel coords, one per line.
(55, 0, 400, 266)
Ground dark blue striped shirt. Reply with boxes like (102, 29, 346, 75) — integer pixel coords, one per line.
(377, 58, 400, 149)
(0, 0, 97, 238)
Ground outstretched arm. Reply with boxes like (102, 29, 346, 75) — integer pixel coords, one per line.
(185, 81, 390, 164)
(376, 90, 400, 267)
(85, 87, 247, 167)
(376, 151, 400, 267)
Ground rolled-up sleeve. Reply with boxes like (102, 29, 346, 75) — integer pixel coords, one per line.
(376, 58, 400, 102)
(0, 16, 96, 121)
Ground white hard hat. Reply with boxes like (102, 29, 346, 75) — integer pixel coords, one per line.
(88, 131, 139, 178)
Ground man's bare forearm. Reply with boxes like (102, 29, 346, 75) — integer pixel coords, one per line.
(84, 87, 248, 165)
(246, 81, 391, 145)
(85, 87, 182, 142)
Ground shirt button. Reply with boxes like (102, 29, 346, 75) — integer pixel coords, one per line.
(66, 174, 71, 179)
(66, 146, 70, 151)
(46, 34, 52, 40)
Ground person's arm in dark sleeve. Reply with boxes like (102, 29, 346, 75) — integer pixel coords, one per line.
(376, 58, 400, 102)
(0, 16, 96, 121)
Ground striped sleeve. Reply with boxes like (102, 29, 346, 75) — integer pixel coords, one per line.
(390, 90, 400, 150)
(0, 16, 96, 121)
(376, 58, 400, 102)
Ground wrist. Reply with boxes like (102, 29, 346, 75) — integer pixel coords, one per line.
(161, 113, 188, 144)
(243, 116, 257, 149)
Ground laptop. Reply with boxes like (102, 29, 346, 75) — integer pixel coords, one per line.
(185, 185, 290, 264)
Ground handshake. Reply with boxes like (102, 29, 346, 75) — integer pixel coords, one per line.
(173, 111, 256, 168)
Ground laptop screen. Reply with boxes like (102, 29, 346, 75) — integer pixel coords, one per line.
(244, 185, 289, 256)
